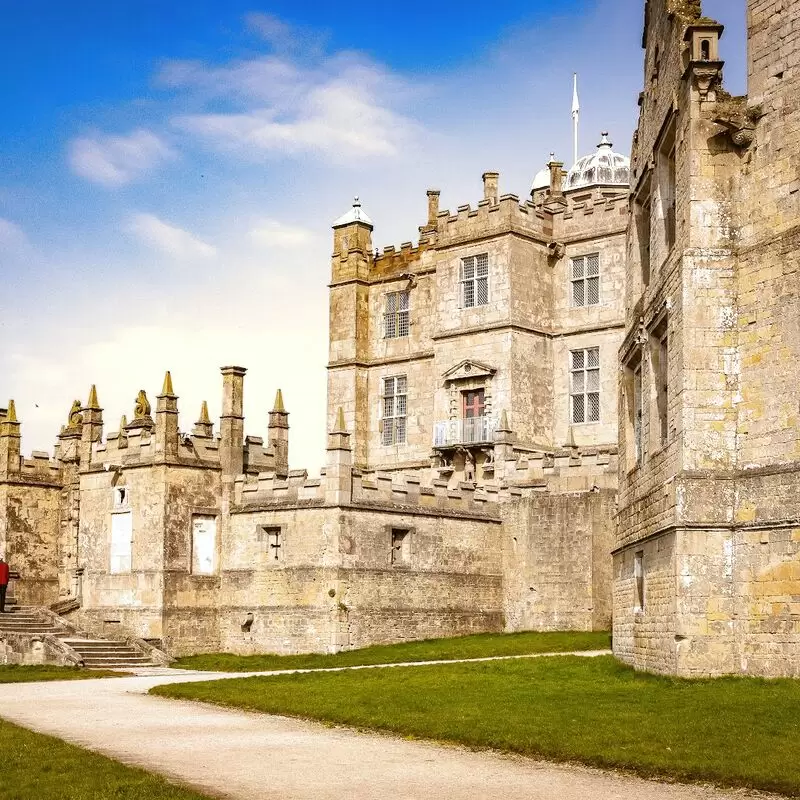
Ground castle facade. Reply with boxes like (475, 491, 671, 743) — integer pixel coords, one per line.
(1, 0, 798, 677)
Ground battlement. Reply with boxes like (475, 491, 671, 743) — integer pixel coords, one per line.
(556, 187, 629, 241)
(500, 445, 619, 492)
(434, 194, 551, 247)
(370, 238, 432, 280)
(235, 468, 324, 506)
(14, 451, 62, 484)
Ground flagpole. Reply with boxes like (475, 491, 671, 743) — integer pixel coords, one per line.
(572, 73, 580, 166)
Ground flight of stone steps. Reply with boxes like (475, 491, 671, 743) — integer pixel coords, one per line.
(0, 602, 162, 670)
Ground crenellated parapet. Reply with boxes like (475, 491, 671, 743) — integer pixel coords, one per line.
(433, 194, 551, 249)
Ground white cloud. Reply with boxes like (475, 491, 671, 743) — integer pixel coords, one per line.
(0, 218, 28, 249)
(162, 52, 419, 162)
(127, 213, 216, 259)
(68, 129, 174, 186)
(248, 219, 315, 248)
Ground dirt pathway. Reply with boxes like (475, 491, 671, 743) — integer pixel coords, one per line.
(0, 661, 780, 800)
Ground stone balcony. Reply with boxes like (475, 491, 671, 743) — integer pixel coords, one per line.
(433, 415, 499, 447)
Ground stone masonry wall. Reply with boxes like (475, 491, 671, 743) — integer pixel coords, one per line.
(503, 490, 615, 632)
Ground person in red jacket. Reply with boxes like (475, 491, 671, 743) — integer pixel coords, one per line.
(0, 556, 10, 613)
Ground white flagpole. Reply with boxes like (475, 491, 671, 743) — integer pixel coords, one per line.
(572, 73, 580, 166)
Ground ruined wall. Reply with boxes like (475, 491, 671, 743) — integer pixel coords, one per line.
(0, 480, 61, 606)
(503, 490, 615, 632)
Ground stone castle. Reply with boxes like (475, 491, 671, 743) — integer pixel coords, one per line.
(1, 0, 798, 677)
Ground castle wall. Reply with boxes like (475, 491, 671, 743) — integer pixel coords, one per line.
(502, 490, 615, 632)
(0, 479, 61, 606)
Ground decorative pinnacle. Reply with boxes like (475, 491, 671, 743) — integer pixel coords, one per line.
(272, 389, 285, 413)
(120, 414, 128, 430)
(161, 371, 175, 396)
(333, 406, 347, 433)
(198, 401, 210, 424)
(6, 399, 17, 423)
(87, 384, 99, 409)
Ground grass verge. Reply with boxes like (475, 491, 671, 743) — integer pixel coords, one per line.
(172, 630, 610, 672)
(153, 655, 800, 797)
(0, 717, 212, 799)
(0, 665, 123, 683)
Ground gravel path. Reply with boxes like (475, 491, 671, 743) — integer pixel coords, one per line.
(0, 657, 781, 800)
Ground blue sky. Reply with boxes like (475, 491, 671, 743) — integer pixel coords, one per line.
(0, 0, 746, 471)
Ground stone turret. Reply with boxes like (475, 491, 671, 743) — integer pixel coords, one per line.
(325, 407, 352, 506)
(0, 400, 21, 477)
(155, 371, 179, 462)
(268, 389, 289, 478)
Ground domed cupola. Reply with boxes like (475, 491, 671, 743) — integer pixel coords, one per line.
(531, 154, 554, 193)
(564, 133, 630, 191)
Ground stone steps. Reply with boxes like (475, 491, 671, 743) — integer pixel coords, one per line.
(61, 639, 156, 669)
(0, 607, 162, 669)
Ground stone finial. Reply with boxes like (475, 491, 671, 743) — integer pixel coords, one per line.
(120, 414, 128, 430)
(193, 401, 214, 438)
(272, 388, 285, 413)
(86, 384, 100, 410)
(6, 399, 17, 423)
(67, 400, 83, 430)
(161, 371, 175, 397)
(333, 406, 347, 433)
(134, 390, 151, 420)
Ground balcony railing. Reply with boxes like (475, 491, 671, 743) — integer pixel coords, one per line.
(433, 415, 498, 447)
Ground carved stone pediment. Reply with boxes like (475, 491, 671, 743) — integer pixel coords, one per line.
(442, 359, 496, 384)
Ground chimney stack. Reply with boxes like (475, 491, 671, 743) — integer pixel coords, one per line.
(482, 172, 499, 204)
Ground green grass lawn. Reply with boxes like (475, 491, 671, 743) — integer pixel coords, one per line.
(153, 654, 800, 797)
(173, 630, 611, 672)
(0, 665, 123, 683)
(0, 718, 213, 799)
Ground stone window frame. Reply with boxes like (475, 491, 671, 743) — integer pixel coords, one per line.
(633, 173, 653, 289)
(190, 511, 220, 577)
(569, 346, 601, 425)
(654, 115, 677, 268)
(386, 524, 414, 568)
(622, 342, 645, 473)
(647, 313, 670, 455)
(570, 253, 601, 308)
(112, 484, 129, 510)
(258, 524, 285, 565)
(460, 253, 489, 308)
(383, 289, 410, 339)
(634, 550, 645, 612)
(380, 374, 407, 446)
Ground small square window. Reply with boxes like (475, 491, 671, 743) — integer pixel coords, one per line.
(390, 528, 411, 565)
(259, 526, 283, 562)
(113, 486, 128, 508)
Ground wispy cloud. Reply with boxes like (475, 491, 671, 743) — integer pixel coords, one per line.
(0, 217, 29, 250)
(68, 129, 174, 186)
(127, 213, 216, 259)
(248, 219, 315, 248)
(161, 50, 419, 162)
